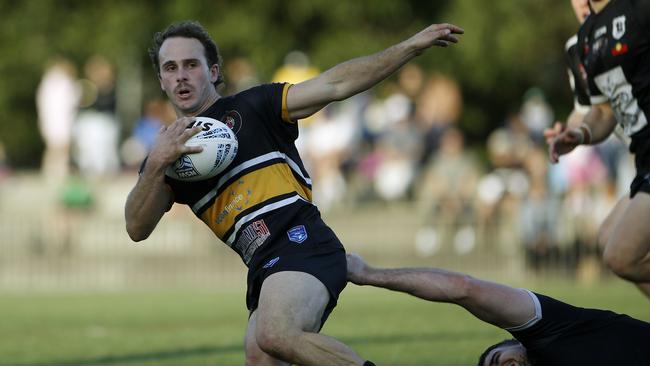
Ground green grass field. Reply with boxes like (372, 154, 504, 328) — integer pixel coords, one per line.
(1, 279, 649, 366)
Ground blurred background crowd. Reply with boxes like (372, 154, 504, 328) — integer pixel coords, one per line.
(0, 0, 631, 290)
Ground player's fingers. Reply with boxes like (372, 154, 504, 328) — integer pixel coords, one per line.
(172, 117, 196, 131)
(184, 145, 204, 154)
(543, 128, 557, 138)
(437, 23, 464, 34)
(448, 24, 464, 34)
(181, 125, 203, 141)
(440, 34, 460, 43)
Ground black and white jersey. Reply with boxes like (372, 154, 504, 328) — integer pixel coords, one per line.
(565, 34, 591, 112)
(162, 83, 316, 265)
(577, 0, 650, 153)
(509, 292, 650, 366)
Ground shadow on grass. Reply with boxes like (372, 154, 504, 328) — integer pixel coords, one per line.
(3, 330, 496, 366)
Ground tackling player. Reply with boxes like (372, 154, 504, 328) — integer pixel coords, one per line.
(548, 0, 650, 297)
(347, 253, 650, 366)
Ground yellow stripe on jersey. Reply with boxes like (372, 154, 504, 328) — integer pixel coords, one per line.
(281, 83, 294, 123)
(199, 162, 312, 239)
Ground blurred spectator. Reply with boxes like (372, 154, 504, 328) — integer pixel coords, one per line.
(520, 147, 561, 271)
(476, 112, 535, 255)
(36, 57, 80, 186)
(369, 82, 421, 202)
(486, 113, 532, 169)
(224, 57, 259, 94)
(304, 97, 364, 212)
(272, 50, 320, 85)
(520, 87, 554, 143)
(73, 55, 120, 178)
(120, 98, 175, 169)
(415, 127, 480, 255)
(414, 73, 463, 166)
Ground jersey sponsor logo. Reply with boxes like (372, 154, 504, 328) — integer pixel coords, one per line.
(594, 25, 607, 39)
(215, 180, 251, 224)
(234, 219, 271, 264)
(187, 119, 213, 131)
(221, 110, 242, 135)
(612, 15, 626, 40)
(263, 256, 280, 269)
(594, 66, 648, 136)
(172, 155, 200, 179)
(287, 225, 308, 244)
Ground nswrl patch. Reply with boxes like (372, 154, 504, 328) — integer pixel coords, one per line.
(287, 225, 308, 244)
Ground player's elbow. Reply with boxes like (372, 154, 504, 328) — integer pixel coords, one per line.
(452, 274, 477, 303)
(125, 222, 151, 242)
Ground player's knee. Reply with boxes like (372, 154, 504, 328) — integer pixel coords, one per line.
(244, 340, 266, 366)
(596, 225, 611, 251)
(603, 247, 637, 279)
(255, 327, 298, 361)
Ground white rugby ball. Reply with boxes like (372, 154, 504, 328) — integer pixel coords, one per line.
(165, 117, 238, 182)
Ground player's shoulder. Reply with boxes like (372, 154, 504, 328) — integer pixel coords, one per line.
(565, 34, 579, 51)
(234, 83, 287, 100)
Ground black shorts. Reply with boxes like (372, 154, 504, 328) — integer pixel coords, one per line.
(245, 208, 347, 328)
(630, 129, 650, 198)
(630, 171, 650, 198)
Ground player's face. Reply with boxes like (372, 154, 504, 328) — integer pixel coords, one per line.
(158, 37, 219, 116)
(570, 0, 590, 23)
(482, 343, 530, 366)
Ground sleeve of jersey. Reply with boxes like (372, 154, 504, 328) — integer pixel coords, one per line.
(565, 35, 591, 111)
(507, 293, 583, 351)
(259, 82, 299, 141)
(577, 24, 608, 105)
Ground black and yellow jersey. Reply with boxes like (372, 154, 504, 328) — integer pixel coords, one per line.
(164, 83, 315, 265)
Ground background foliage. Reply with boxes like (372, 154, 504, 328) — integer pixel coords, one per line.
(0, 0, 578, 167)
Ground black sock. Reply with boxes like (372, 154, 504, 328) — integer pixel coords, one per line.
(363, 362, 376, 366)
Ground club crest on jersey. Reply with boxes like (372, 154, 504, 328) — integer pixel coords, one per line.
(612, 15, 626, 40)
(287, 225, 308, 244)
(172, 155, 200, 179)
(221, 110, 242, 134)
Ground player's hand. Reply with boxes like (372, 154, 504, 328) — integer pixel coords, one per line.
(410, 23, 464, 51)
(148, 117, 204, 168)
(346, 253, 372, 285)
(543, 121, 565, 146)
(548, 127, 584, 164)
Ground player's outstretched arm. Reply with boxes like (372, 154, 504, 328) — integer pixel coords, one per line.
(125, 119, 203, 241)
(548, 101, 617, 163)
(286, 23, 464, 120)
(346, 253, 536, 330)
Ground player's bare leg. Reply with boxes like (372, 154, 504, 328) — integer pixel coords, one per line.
(603, 193, 650, 298)
(245, 271, 366, 366)
(245, 311, 289, 366)
(597, 195, 630, 252)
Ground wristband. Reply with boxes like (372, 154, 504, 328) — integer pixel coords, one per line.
(578, 123, 592, 145)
